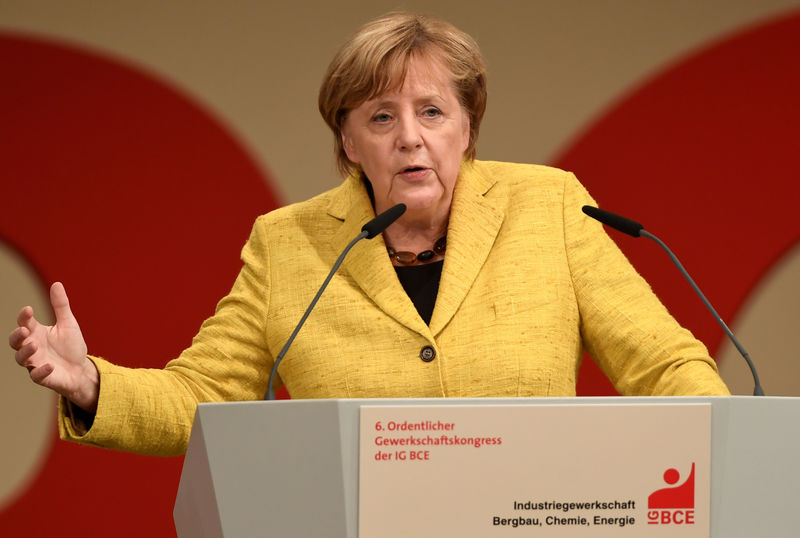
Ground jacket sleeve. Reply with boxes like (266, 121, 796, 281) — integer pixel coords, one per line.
(58, 216, 274, 456)
(562, 173, 730, 396)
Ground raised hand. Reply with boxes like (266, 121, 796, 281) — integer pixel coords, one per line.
(9, 282, 98, 412)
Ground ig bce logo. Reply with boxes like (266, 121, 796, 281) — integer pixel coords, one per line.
(647, 463, 695, 525)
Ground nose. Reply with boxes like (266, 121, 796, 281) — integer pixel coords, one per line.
(396, 114, 423, 151)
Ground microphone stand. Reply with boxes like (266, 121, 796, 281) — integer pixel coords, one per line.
(582, 205, 765, 396)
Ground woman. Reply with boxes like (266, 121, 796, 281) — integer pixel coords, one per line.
(8, 13, 729, 457)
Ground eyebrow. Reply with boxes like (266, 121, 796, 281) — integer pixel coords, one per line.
(369, 93, 446, 109)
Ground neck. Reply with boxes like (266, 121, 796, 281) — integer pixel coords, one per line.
(382, 212, 448, 254)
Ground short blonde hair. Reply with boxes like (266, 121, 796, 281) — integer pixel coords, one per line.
(319, 12, 487, 176)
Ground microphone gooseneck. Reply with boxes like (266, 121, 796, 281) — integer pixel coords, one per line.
(582, 205, 765, 396)
(264, 203, 407, 400)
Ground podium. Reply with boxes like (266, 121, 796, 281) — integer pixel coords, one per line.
(174, 397, 800, 537)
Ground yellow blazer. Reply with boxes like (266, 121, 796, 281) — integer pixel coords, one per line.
(60, 161, 728, 455)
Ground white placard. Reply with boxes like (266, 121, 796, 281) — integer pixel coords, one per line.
(359, 403, 710, 537)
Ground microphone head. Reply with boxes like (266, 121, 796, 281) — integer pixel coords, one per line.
(362, 203, 406, 239)
(582, 205, 644, 238)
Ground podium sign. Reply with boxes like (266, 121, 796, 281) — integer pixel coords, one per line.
(359, 403, 710, 537)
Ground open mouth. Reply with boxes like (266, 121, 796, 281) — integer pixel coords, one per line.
(402, 166, 426, 173)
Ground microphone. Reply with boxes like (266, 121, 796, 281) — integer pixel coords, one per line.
(581, 205, 765, 396)
(581, 206, 643, 238)
(362, 203, 406, 238)
(264, 203, 407, 400)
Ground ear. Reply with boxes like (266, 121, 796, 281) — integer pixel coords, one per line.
(341, 127, 360, 165)
(460, 110, 470, 153)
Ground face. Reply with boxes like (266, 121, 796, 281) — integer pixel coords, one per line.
(340, 54, 470, 224)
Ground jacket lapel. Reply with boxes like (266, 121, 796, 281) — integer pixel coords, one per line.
(328, 174, 430, 337)
(429, 162, 504, 335)
(327, 163, 504, 339)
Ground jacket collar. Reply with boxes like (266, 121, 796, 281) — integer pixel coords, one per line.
(327, 161, 504, 338)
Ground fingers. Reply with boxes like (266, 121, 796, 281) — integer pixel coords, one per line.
(29, 363, 55, 384)
(14, 338, 37, 365)
(50, 282, 77, 327)
(8, 325, 30, 350)
(16, 305, 38, 331)
(13, 337, 55, 387)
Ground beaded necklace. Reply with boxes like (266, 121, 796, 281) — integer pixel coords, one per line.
(387, 236, 447, 265)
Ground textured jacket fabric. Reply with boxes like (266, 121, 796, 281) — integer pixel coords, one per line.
(59, 161, 729, 456)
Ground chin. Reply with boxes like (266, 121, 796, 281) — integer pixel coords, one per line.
(396, 195, 442, 214)
(394, 187, 449, 213)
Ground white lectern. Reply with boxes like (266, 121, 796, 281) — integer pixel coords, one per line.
(173, 397, 800, 537)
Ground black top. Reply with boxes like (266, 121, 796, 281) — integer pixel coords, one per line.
(394, 260, 443, 325)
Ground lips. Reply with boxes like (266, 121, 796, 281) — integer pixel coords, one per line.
(398, 165, 430, 180)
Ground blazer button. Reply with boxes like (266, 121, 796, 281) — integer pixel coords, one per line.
(419, 345, 436, 362)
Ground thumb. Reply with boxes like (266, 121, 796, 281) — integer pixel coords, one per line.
(50, 282, 78, 328)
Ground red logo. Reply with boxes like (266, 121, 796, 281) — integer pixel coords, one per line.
(647, 463, 695, 525)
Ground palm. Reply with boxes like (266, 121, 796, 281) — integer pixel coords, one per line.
(30, 314, 88, 392)
(10, 282, 95, 409)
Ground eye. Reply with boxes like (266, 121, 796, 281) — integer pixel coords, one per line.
(372, 112, 392, 123)
(422, 107, 442, 118)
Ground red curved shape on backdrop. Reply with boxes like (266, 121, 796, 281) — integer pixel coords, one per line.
(0, 33, 281, 535)
(556, 11, 800, 395)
